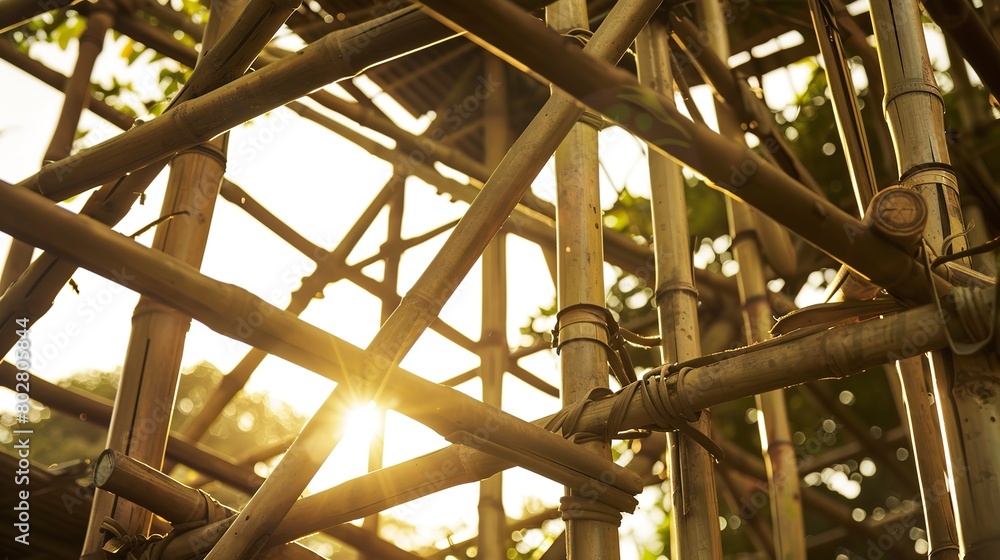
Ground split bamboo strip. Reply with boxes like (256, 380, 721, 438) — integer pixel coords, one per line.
(0, 0, 81, 33)
(807, 0, 878, 211)
(0, 0, 300, 359)
(204, 3, 659, 555)
(698, 0, 805, 555)
(547, 1, 620, 557)
(82, 0, 238, 549)
(895, 357, 961, 559)
(477, 52, 510, 560)
(636, 13, 721, 560)
(414, 0, 950, 306)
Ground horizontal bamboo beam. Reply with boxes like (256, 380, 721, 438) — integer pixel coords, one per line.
(0, 172, 645, 508)
(415, 0, 952, 305)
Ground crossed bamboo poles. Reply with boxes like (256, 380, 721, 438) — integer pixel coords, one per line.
(0, 0, 996, 556)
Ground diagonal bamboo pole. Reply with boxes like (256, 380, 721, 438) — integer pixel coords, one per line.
(202, 4, 659, 555)
(478, 51, 510, 560)
(0, 0, 81, 33)
(546, 1, 621, 557)
(81, 0, 241, 551)
(0, 0, 299, 360)
(696, 1, 805, 555)
(636, 13, 721, 560)
(413, 0, 950, 306)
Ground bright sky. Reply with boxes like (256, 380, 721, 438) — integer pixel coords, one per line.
(0, 2, 960, 557)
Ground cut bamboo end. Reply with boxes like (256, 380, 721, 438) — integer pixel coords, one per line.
(863, 186, 928, 252)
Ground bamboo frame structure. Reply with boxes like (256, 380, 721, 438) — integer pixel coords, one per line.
(1, 0, 999, 558)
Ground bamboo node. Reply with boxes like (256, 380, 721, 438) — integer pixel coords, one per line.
(559, 495, 624, 525)
(883, 78, 943, 113)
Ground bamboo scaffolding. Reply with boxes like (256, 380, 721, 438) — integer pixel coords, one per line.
(201, 4, 657, 555)
(477, 52, 510, 559)
(414, 0, 950, 306)
(82, 0, 238, 549)
(546, 1, 620, 558)
(636, 13, 721, 560)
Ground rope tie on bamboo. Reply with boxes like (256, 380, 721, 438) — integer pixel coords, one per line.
(551, 303, 661, 387)
(94, 517, 165, 559)
(545, 368, 724, 460)
(899, 162, 960, 198)
(883, 79, 944, 113)
(921, 238, 999, 355)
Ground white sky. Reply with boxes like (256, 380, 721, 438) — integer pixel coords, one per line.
(0, 3, 958, 556)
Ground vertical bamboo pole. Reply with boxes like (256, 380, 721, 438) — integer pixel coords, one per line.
(547, 2, 619, 558)
(636, 14, 722, 560)
(869, 3, 997, 558)
(479, 52, 510, 560)
(81, 0, 241, 553)
(895, 357, 961, 559)
(696, 1, 806, 556)
(0, 1, 115, 292)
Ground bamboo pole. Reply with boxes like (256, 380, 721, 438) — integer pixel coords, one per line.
(895, 357, 961, 559)
(636, 13, 721, 560)
(807, 0, 878, 211)
(81, 0, 239, 551)
(695, 1, 806, 556)
(478, 52, 510, 560)
(546, 1, 621, 558)
(414, 0, 950, 306)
